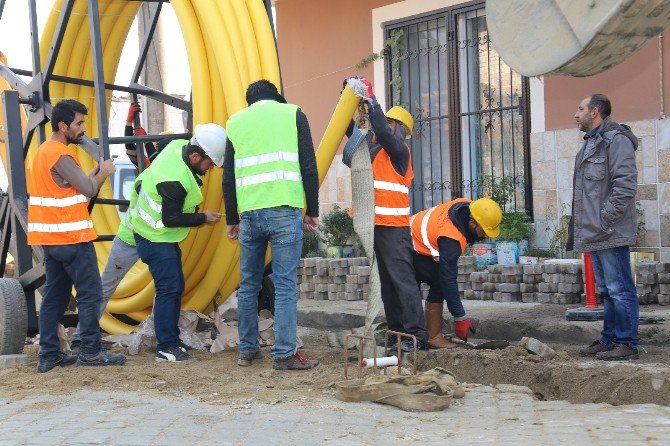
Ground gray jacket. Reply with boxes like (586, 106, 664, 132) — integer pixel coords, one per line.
(566, 116, 638, 253)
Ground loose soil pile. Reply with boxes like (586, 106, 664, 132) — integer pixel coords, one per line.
(1, 329, 668, 407)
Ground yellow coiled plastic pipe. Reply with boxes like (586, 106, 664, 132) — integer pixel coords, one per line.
(26, 0, 361, 334)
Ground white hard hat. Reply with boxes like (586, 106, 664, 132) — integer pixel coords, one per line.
(190, 123, 227, 167)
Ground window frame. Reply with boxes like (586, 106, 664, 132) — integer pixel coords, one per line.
(383, 1, 533, 215)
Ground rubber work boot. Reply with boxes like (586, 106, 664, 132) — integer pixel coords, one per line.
(578, 340, 614, 357)
(595, 343, 639, 361)
(78, 348, 127, 366)
(272, 352, 319, 370)
(238, 350, 262, 367)
(424, 302, 458, 349)
(37, 351, 78, 373)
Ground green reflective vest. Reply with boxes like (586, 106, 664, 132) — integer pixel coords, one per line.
(117, 212, 135, 246)
(129, 140, 203, 243)
(226, 100, 304, 213)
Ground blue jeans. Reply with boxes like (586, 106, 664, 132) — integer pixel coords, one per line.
(135, 234, 185, 351)
(73, 236, 139, 342)
(237, 207, 302, 360)
(590, 246, 639, 348)
(39, 242, 102, 359)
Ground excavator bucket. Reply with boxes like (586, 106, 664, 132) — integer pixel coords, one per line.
(486, 0, 670, 77)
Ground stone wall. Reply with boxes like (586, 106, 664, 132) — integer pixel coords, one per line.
(298, 257, 370, 301)
(531, 118, 670, 262)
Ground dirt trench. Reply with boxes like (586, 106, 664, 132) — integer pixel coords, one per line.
(1, 330, 668, 408)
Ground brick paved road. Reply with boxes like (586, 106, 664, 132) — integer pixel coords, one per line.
(1, 386, 669, 445)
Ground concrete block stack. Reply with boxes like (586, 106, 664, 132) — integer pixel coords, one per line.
(520, 265, 543, 303)
(457, 256, 476, 300)
(468, 270, 490, 300)
(535, 262, 583, 304)
(656, 263, 670, 306)
(493, 265, 523, 302)
(297, 257, 369, 301)
(636, 262, 659, 305)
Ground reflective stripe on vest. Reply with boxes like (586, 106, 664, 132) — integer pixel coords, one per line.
(28, 220, 93, 233)
(29, 194, 88, 207)
(373, 180, 409, 194)
(374, 206, 411, 216)
(235, 170, 302, 188)
(420, 206, 439, 258)
(234, 151, 299, 169)
(226, 100, 305, 213)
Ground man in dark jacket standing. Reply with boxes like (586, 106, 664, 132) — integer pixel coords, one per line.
(568, 94, 639, 361)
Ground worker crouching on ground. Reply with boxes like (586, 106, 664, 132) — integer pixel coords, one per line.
(27, 99, 126, 372)
(410, 198, 502, 348)
(344, 78, 430, 352)
(130, 124, 226, 363)
(224, 80, 320, 370)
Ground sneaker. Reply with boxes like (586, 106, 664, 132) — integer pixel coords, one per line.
(178, 341, 194, 352)
(379, 336, 399, 349)
(272, 352, 319, 370)
(400, 339, 429, 352)
(70, 340, 81, 356)
(238, 350, 262, 367)
(37, 351, 78, 373)
(78, 349, 126, 366)
(595, 343, 639, 361)
(579, 340, 614, 357)
(156, 346, 192, 363)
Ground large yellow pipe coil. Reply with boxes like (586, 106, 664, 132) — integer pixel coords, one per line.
(23, 0, 361, 334)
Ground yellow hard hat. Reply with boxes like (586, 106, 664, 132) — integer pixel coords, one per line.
(159, 130, 174, 135)
(470, 198, 502, 238)
(385, 106, 414, 136)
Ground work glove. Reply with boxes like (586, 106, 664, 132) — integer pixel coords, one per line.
(342, 76, 361, 90)
(360, 78, 375, 101)
(134, 126, 147, 136)
(126, 102, 141, 123)
(454, 319, 476, 342)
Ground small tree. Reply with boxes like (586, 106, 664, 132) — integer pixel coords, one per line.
(320, 205, 356, 247)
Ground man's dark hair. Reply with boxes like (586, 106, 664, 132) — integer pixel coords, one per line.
(186, 143, 207, 158)
(588, 94, 611, 118)
(51, 99, 88, 132)
(245, 79, 279, 104)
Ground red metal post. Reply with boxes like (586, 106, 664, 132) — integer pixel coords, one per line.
(583, 252, 597, 308)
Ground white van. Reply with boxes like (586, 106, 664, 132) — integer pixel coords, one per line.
(110, 157, 137, 217)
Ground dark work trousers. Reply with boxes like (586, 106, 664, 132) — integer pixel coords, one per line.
(39, 242, 102, 359)
(412, 251, 466, 318)
(374, 225, 428, 343)
(134, 234, 185, 351)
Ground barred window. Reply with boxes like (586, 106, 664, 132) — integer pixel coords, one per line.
(385, 3, 531, 213)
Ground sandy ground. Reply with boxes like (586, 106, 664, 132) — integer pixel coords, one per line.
(1, 328, 669, 408)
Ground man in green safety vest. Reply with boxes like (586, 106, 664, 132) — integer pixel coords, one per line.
(223, 80, 320, 371)
(130, 123, 227, 363)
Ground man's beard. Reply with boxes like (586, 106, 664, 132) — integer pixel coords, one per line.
(67, 132, 84, 144)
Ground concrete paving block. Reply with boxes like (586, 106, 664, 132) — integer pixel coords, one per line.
(535, 293, 552, 303)
(356, 266, 371, 276)
(483, 283, 498, 292)
(299, 283, 315, 292)
(658, 294, 670, 305)
(0, 354, 28, 368)
(499, 283, 521, 293)
(518, 337, 556, 360)
(488, 264, 503, 274)
(538, 283, 558, 293)
(472, 282, 484, 291)
(521, 292, 536, 303)
(302, 258, 318, 267)
(523, 265, 544, 275)
(522, 274, 542, 284)
(458, 255, 476, 266)
(315, 259, 330, 269)
(315, 292, 328, 300)
(637, 273, 657, 285)
(315, 284, 328, 292)
(655, 263, 670, 273)
(315, 267, 328, 276)
(494, 292, 519, 302)
(489, 274, 502, 283)
(301, 292, 315, 300)
(344, 283, 359, 292)
(558, 264, 581, 274)
(481, 291, 494, 300)
(660, 284, 670, 294)
(544, 264, 558, 274)
(457, 273, 470, 282)
(542, 273, 554, 282)
(345, 292, 362, 301)
(332, 276, 347, 284)
(558, 283, 582, 294)
(657, 273, 670, 283)
(470, 272, 489, 282)
(520, 283, 536, 293)
(502, 265, 524, 275)
(463, 290, 476, 300)
(559, 273, 583, 284)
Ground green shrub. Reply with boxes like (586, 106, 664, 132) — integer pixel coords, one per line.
(321, 205, 356, 247)
(302, 231, 321, 257)
(498, 212, 534, 241)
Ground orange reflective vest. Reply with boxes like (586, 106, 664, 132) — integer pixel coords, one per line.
(27, 140, 96, 245)
(372, 144, 414, 226)
(410, 198, 471, 259)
